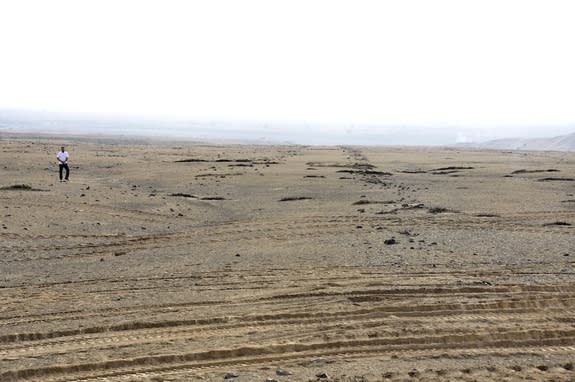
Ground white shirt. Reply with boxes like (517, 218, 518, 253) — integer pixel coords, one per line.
(57, 151, 69, 163)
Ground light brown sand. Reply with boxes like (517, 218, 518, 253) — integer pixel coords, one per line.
(0, 138, 574, 382)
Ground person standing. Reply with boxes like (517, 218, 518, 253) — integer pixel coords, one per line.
(56, 146, 70, 182)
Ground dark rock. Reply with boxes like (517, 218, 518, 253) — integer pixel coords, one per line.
(408, 370, 420, 378)
(384, 238, 397, 245)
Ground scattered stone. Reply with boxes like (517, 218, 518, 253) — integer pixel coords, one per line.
(537, 177, 575, 182)
(171, 193, 196, 198)
(265, 378, 278, 382)
(0, 184, 32, 190)
(201, 196, 226, 200)
(512, 169, 559, 174)
(224, 372, 240, 379)
(543, 221, 571, 226)
(428, 207, 451, 214)
(356, 225, 363, 229)
(475, 213, 501, 218)
(384, 238, 397, 245)
(316, 372, 330, 379)
(408, 370, 420, 377)
(431, 166, 474, 171)
(276, 368, 293, 376)
(279, 196, 313, 202)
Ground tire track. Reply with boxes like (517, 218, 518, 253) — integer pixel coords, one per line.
(3, 328, 575, 382)
(3, 273, 574, 381)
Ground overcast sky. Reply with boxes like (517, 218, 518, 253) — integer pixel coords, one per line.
(1, 0, 574, 128)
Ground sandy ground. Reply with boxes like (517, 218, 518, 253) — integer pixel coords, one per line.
(0, 137, 574, 382)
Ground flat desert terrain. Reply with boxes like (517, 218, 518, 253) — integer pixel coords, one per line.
(1, 138, 574, 382)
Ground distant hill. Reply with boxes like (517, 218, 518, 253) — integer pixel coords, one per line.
(2, 109, 575, 147)
(458, 131, 575, 152)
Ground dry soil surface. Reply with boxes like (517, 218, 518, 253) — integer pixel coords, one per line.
(1, 138, 574, 382)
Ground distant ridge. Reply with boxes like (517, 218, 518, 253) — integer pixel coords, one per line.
(2, 109, 575, 147)
(458, 131, 575, 152)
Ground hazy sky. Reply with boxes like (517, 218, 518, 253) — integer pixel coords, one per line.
(1, 0, 574, 127)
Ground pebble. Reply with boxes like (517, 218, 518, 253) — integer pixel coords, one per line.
(276, 368, 293, 376)
(224, 372, 240, 379)
(316, 372, 330, 379)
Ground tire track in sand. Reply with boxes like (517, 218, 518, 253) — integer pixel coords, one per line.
(2, 269, 574, 381)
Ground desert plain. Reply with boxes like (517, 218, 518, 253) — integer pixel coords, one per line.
(0, 136, 574, 382)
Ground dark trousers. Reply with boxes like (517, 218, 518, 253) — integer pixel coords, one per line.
(59, 163, 70, 180)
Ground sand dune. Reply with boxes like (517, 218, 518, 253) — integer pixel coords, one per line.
(0, 138, 574, 381)
(459, 131, 575, 152)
